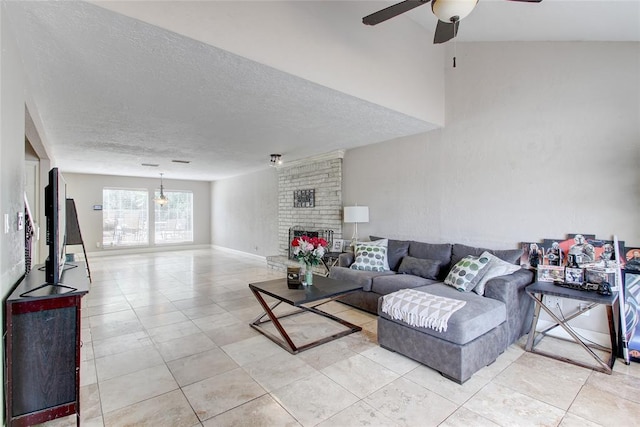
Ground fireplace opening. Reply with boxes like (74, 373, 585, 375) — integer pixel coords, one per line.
(288, 226, 333, 259)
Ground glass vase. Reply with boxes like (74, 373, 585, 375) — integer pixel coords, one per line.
(303, 263, 314, 286)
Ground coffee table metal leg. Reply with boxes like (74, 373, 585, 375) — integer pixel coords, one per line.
(250, 289, 299, 353)
(249, 289, 362, 354)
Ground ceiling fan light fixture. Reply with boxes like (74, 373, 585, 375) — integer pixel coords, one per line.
(432, 0, 478, 23)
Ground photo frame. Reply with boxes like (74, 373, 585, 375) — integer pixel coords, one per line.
(537, 265, 565, 283)
(331, 238, 345, 253)
(287, 266, 302, 288)
(542, 239, 563, 266)
(625, 247, 640, 272)
(565, 267, 584, 285)
(536, 265, 564, 283)
(586, 238, 625, 265)
(585, 267, 617, 287)
(541, 234, 622, 268)
(562, 233, 596, 267)
(520, 242, 543, 269)
(623, 271, 640, 362)
(293, 189, 315, 208)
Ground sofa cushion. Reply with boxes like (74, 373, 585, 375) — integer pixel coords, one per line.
(370, 274, 438, 296)
(378, 283, 506, 345)
(370, 236, 410, 271)
(408, 242, 453, 276)
(444, 255, 491, 292)
(473, 251, 522, 296)
(451, 243, 522, 267)
(397, 256, 441, 280)
(329, 266, 394, 292)
(351, 240, 389, 272)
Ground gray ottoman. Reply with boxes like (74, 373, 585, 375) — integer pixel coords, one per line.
(377, 283, 508, 383)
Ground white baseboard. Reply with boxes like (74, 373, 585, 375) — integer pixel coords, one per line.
(210, 245, 267, 262)
(85, 244, 211, 258)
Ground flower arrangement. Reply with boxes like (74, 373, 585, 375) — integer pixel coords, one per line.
(291, 236, 328, 266)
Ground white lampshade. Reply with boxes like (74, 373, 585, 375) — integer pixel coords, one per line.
(432, 0, 478, 22)
(344, 206, 369, 224)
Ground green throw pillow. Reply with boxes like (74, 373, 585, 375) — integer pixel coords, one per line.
(350, 243, 388, 272)
(444, 254, 491, 292)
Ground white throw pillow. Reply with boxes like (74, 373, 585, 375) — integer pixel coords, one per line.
(473, 251, 521, 296)
(361, 239, 389, 270)
(350, 239, 389, 272)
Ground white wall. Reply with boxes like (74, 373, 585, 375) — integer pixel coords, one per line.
(344, 42, 640, 249)
(0, 7, 27, 421)
(63, 173, 212, 256)
(211, 167, 278, 257)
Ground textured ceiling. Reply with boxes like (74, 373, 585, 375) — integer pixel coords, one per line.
(6, 1, 640, 181)
(8, 1, 436, 181)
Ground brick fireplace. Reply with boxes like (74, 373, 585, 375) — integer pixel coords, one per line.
(267, 151, 344, 271)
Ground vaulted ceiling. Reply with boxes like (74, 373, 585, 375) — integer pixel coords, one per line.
(6, 1, 640, 181)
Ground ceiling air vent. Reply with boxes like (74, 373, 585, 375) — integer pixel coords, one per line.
(171, 160, 191, 164)
(141, 163, 159, 167)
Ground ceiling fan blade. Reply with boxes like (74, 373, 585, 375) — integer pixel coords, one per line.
(363, 0, 431, 26)
(433, 20, 458, 44)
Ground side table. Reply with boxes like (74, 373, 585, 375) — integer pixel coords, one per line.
(525, 281, 618, 374)
(321, 252, 343, 277)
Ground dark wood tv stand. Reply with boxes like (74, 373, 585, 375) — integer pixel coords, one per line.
(5, 262, 89, 426)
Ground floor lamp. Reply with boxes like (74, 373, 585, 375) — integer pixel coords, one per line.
(343, 206, 369, 250)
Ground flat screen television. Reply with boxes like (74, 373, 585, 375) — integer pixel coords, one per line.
(22, 168, 77, 297)
(45, 167, 66, 284)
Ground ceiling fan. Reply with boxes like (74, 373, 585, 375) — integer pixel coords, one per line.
(363, 0, 542, 44)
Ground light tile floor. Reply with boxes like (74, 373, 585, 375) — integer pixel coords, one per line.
(38, 248, 640, 426)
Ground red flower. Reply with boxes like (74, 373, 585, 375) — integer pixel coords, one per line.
(290, 235, 328, 266)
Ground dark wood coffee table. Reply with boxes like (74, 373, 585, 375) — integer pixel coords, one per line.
(249, 275, 363, 354)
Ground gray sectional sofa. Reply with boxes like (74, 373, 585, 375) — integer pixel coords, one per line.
(329, 238, 534, 383)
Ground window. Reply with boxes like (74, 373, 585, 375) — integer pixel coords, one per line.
(103, 189, 149, 247)
(154, 190, 193, 244)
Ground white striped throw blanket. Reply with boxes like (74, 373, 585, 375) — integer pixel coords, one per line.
(381, 289, 466, 332)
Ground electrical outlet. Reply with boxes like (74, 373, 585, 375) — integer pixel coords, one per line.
(543, 295, 563, 310)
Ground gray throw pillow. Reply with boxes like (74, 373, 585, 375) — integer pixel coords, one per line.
(397, 256, 441, 280)
(370, 236, 410, 271)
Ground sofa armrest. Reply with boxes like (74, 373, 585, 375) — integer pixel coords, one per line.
(338, 252, 354, 267)
(484, 268, 535, 346)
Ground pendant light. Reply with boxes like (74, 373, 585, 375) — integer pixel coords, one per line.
(154, 173, 168, 206)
